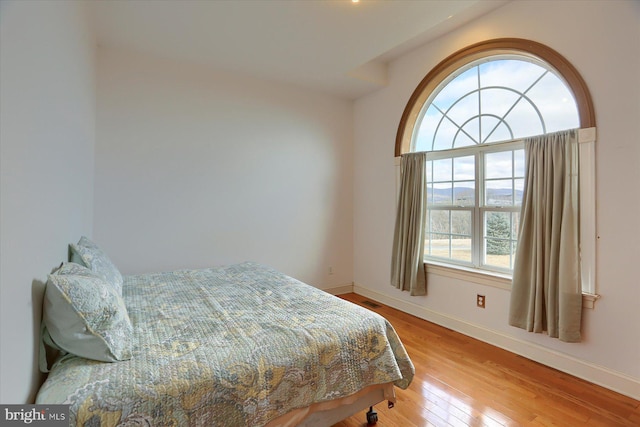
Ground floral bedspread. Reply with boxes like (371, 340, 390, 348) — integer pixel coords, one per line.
(36, 262, 414, 426)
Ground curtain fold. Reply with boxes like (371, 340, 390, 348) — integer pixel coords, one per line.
(509, 129, 582, 342)
(391, 152, 427, 296)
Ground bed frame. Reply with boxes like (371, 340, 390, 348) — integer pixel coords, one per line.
(268, 383, 395, 426)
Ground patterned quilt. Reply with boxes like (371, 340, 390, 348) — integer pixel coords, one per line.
(36, 262, 414, 426)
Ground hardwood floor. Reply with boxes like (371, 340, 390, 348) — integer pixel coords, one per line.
(333, 293, 639, 427)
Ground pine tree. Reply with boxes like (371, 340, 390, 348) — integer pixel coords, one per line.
(486, 213, 511, 255)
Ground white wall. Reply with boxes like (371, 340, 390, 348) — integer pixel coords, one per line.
(0, 1, 95, 403)
(354, 0, 640, 398)
(94, 48, 353, 289)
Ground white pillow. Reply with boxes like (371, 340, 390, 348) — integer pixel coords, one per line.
(69, 236, 123, 295)
(43, 263, 132, 362)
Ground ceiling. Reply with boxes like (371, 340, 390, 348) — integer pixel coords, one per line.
(89, 0, 509, 100)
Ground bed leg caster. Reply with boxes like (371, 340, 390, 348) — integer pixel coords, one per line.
(366, 406, 378, 425)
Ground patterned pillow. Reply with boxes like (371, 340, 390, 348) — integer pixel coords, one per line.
(69, 236, 123, 295)
(43, 263, 133, 362)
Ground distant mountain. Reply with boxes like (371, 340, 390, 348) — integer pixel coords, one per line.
(428, 187, 523, 204)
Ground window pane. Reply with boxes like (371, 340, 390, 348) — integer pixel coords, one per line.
(433, 118, 459, 150)
(511, 211, 521, 237)
(433, 158, 452, 182)
(415, 106, 442, 152)
(514, 149, 525, 177)
(486, 179, 514, 206)
(484, 211, 516, 269)
(432, 183, 452, 205)
(451, 238, 472, 262)
(427, 233, 450, 258)
(505, 98, 544, 138)
(480, 115, 504, 144)
(527, 73, 579, 133)
(480, 87, 520, 120)
(448, 92, 479, 132)
(514, 178, 524, 206)
(451, 210, 472, 236)
(454, 182, 475, 205)
(479, 60, 546, 92)
(432, 66, 478, 111)
(426, 184, 434, 204)
(453, 130, 476, 148)
(485, 212, 511, 239)
(426, 208, 473, 264)
(426, 229, 472, 263)
(453, 156, 475, 205)
(429, 210, 450, 233)
(484, 240, 515, 269)
(483, 122, 513, 144)
(485, 151, 513, 179)
(453, 156, 475, 180)
(426, 160, 433, 182)
(460, 118, 480, 146)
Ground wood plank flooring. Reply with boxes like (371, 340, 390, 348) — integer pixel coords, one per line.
(333, 293, 639, 427)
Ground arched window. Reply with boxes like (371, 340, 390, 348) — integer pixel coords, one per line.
(414, 56, 579, 151)
(395, 39, 596, 291)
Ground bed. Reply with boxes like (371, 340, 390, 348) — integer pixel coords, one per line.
(36, 238, 414, 426)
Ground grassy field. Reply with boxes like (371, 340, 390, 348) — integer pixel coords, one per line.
(426, 238, 514, 269)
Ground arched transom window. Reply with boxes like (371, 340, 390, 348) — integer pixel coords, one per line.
(396, 39, 596, 279)
(414, 56, 579, 152)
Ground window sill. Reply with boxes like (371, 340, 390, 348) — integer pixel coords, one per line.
(424, 261, 600, 309)
(582, 293, 600, 309)
(425, 261, 512, 290)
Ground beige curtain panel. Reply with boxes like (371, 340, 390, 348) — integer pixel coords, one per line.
(509, 129, 582, 342)
(391, 152, 427, 296)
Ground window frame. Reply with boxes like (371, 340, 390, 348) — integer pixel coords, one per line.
(394, 39, 597, 301)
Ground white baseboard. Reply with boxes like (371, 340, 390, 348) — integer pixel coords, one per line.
(322, 283, 354, 296)
(353, 283, 640, 400)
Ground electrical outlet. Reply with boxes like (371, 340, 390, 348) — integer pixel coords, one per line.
(328, 266, 334, 275)
(477, 294, 486, 308)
